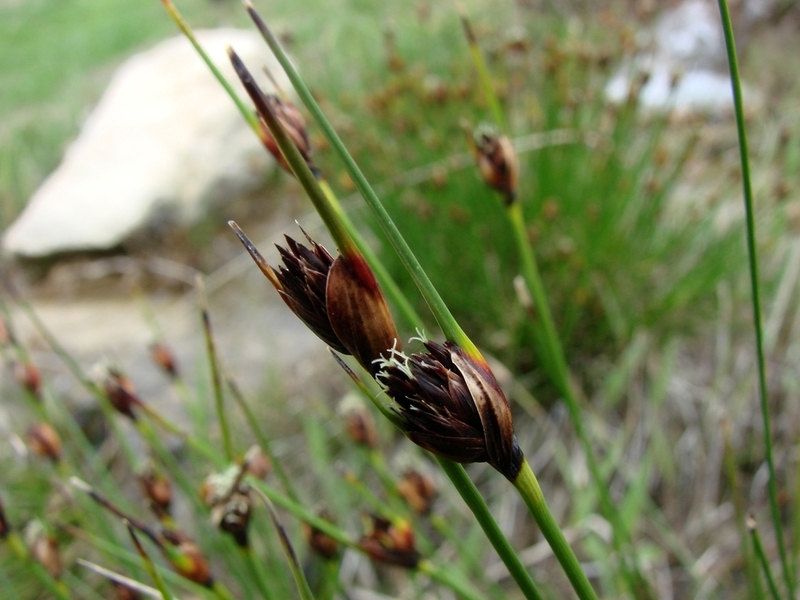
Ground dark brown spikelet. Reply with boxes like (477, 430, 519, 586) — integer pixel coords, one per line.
(13, 360, 42, 399)
(325, 252, 400, 375)
(257, 95, 318, 177)
(377, 340, 523, 481)
(160, 529, 214, 587)
(273, 234, 347, 353)
(26, 422, 62, 462)
(359, 515, 420, 569)
(470, 124, 519, 205)
(230, 223, 400, 374)
(150, 342, 179, 378)
(397, 469, 437, 515)
(302, 510, 339, 560)
(139, 466, 173, 519)
(101, 368, 140, 420)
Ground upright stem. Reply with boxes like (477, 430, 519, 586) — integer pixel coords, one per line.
(243, 5, 479, 358)
(715, 0, 793, 595)
(197, 276, 233, 461)
(509, 202, 652, 597)
(513, 460, 598, 600)
(437, 459, 544, 600)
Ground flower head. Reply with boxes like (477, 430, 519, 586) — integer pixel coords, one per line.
(201, 465, 253, 548)
(257, 95, 318, 177)
(377, 340, 523, 480)
(160, 529, 214, 587)
(230, 223, 399, 375)
(96, 366, 141, 420)
(466, 123, 519, 205)
(13, 360, 41, 399)
(24, 520, 62, 579)
(302, 509, 339, 560)
(138, 464, 173, 519)
(397, 468, 437, 515)
(359, 515, 419, 569)
(150, 342, 179, 378)
(26, 422, 62, 462)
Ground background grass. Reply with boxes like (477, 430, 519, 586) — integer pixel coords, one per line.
(2, 0, 800, 598)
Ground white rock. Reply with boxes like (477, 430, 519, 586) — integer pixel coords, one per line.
(605, 0, 758, 114)
(3, 29, 285, 257)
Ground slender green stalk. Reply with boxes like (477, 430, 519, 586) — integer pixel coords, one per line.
(458, 9, 506, 130)
(5, 532, 72, 600)
(160, 0, 258, 131)
(318, 178, 424, 329)
(241, 547, 276, 600)
(715, 1, 793, 595)
(418, 560, 486, 600)
(224, 370, 299, 502)
(126, 523, 174, 600)
(196, 276, 233, 460)
(162, 0, 422, 330)
(514, 461, 598, 600)
(256, 491, 317, 600)
(243, 3, 478, 358)
(509, 202, 651, 597)
(749, 516, 783, 600)
(436, 459, 544, 600)
(459, 14, 652, 594)
(723, 419, 764, 599)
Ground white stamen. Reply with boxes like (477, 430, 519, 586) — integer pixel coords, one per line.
(372, 339, 414, 379)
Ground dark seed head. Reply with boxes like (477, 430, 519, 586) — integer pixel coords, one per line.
(377, 340, 523, 480)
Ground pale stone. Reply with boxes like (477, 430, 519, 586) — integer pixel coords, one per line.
(605, 0, 759, 114)
(3, 29, 284, 257)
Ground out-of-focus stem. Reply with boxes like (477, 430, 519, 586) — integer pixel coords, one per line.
(716, 0, 793, 595)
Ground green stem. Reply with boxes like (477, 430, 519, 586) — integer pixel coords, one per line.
(162, 1, 422, 331)
(224, 370, 299, 502)
(715, 1, 792, 595)
(126, 524, 174, 600)
(228, 49, 356, 257)
(6, 533, 72, 600)
(458, 10, 506, 130)
(749, 518, 783, 600)
(318, 179, 424, 330)
(161, 0, 259, 132)
(244, 5, 478, 357)
(242, 547, 276, 600)
(513, 460, 598, 600)
(509, 202, 652, 597)
(197, 277, 233, 461)
(418, 559, 485, 600)
(436, 459, 544, 600)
